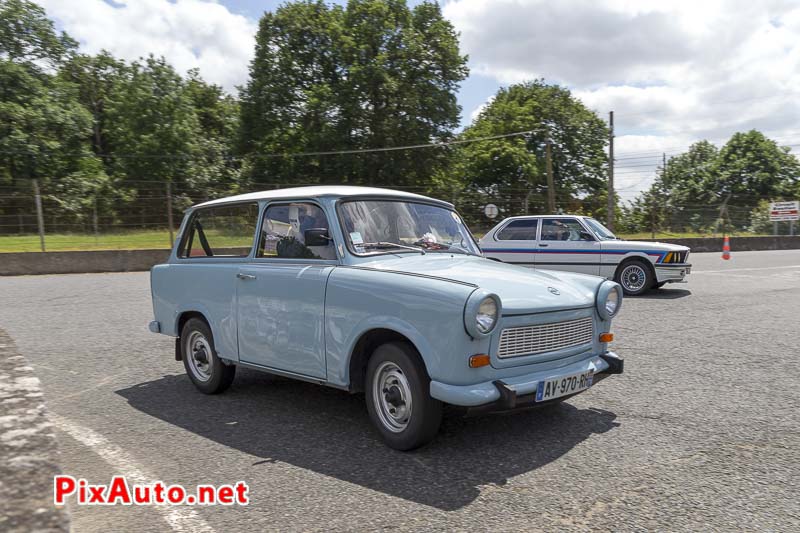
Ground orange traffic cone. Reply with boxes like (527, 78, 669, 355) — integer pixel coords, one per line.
(721, 235, 731, 260)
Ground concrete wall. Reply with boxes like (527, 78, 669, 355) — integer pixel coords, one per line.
(642, 235, 800, 253)
(0, 249, 170, 276)
(1, 236, 799, 276)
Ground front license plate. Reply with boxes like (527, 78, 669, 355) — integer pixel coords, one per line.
(536, 370, 594, 402)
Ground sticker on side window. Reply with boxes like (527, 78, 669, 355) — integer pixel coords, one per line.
(350, 232, 364, 245)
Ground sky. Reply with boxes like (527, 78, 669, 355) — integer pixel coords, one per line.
(36, 0, 800, 200)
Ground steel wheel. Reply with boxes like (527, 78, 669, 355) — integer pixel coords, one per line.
(372, 361, 413, 433)
(185, 330, 213, 382)
(620, 263, 648, 293)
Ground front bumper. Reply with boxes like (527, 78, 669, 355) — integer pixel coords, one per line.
(655, 263, 691, 283)
(429, 351, 623, 408)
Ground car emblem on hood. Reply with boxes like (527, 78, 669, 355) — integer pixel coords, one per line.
(548, 287, 560, 295)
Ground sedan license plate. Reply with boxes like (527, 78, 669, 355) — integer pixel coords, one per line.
(536, 370, 593, 402)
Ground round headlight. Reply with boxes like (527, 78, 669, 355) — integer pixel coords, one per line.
(597, 282, 622, 320)
(604, 288, 620, 316)
(476, 297, 498, 334)
(464, 290, 501, 337)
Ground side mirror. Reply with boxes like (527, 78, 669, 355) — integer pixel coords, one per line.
(579, 231, 594, 241)
(304, 228, 331, 246)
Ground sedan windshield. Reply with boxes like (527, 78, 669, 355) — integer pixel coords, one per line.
(584, 217, 618, 240)
(339, 200, 480, 256)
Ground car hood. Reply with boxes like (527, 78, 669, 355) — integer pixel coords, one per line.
(603, 239, 689, 252)
(357, 254, 600, 314)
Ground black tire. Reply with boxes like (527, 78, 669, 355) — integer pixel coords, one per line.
(614, 258, 654, 296)
(365, 342, 442, 451)
(180, 318, 235, 394)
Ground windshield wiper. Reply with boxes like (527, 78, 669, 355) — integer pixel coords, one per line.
(359, 242, 426, 255)
(428, 247, 475, 256)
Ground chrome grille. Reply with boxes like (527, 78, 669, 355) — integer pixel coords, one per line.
(497, 317, 594, 359)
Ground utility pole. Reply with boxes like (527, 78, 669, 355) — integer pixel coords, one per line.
(166, 181, 174, 247)
(545, 139, 555, 214)
(607, 111, 615, 229)
(32, 179, 45, 252)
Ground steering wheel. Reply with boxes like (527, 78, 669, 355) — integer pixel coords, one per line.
(365, 206, 393, 239)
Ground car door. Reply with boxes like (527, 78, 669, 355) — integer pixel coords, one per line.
(482, 218, 539, 267)
(535, 218, 601, 276)
(236, 201, 338, 379)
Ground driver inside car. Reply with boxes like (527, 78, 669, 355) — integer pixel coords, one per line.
(286, 205, 336, 260)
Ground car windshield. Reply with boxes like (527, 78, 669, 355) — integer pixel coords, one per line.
(584, 217, 618, 240)
(339, 200, 480, 256)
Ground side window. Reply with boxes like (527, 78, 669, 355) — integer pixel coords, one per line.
(541, 219, 595, 242)
(179, 203, 259, 258)
(496, 219, 539, 240)
(258, 203, 336, 260)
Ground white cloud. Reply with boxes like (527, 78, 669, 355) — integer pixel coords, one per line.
(445, 0, 800, 197)
(38, 0, 256, 92)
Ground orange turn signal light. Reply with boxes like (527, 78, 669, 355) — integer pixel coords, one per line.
(599, 333, 614, 343)
(469, 354, 491, 368)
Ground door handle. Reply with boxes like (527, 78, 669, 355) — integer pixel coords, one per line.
(539, 243, 549, 247)
(236, 273, 256, 280)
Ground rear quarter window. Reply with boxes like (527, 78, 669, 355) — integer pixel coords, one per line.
(496, 219, 539, 240)
(179, 203, 259, 258)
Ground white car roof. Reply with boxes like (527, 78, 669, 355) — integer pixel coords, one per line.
(194, 186, 450, 209)
(502, 215, 589, 219)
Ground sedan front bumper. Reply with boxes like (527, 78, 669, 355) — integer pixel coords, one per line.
(429, 351, 623, 407)
(655, 263, 691, 283)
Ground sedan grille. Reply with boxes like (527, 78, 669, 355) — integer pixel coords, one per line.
(663, 251, 689, 263)
(497, 317, 594, 359)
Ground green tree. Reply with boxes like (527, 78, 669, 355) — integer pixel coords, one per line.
(103, 56, 202, 224)
(0, 0, 102, 234)
(61, 51, 130, 157)
(624, 132, 800, 233)
(455, 80, 609, 222)
(182, 68, 242, 202)
(711, 130, 799, 227)
(239, 0, 467, 187)
(0, 0, 76, 67)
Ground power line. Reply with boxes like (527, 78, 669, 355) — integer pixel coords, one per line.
(0, 129, 541, 160)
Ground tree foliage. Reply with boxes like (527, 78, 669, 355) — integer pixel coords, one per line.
(2, 0, 799, 241)
(622, 132, 800, 233)
(454, 80, 610, 223)
(239, 0, 468, 187)
(0, 0, 76, 67)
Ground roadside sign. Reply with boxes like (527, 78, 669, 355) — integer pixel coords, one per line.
(484, 203, 499, 219)
(769, 201, 799, 221)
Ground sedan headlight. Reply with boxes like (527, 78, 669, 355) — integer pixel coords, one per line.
(464, 290, 501, 337)
(476, 297, 498, 334)
(597, 282, 623, 320)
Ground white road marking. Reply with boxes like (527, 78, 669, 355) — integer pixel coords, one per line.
(50, 414, 216, 533)
(693, 264, 800, 274)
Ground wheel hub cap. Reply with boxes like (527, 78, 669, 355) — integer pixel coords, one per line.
(622, 265, 647, 291)
(186, 331, 212, 382)
(373, 362, 413, 433)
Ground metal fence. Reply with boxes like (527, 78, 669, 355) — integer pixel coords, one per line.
(0, 180, 796, 252)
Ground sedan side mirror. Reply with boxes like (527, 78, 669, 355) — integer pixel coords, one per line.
(579, 231, 594, 241)
(304, 228, 331, 246)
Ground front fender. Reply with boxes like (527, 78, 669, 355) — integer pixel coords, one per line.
(323, 266, 477, 389)
(339, 316, 437, 386)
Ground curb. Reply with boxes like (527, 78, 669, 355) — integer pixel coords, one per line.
(0, 329, 69, 532)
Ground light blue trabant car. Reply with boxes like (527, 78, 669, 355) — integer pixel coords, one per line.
(149, 187, 624, 450)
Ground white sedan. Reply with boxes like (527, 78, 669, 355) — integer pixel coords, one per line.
(479, 215, 691, 295)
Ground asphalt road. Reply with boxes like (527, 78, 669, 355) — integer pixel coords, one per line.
(1, 250, 799, 532)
